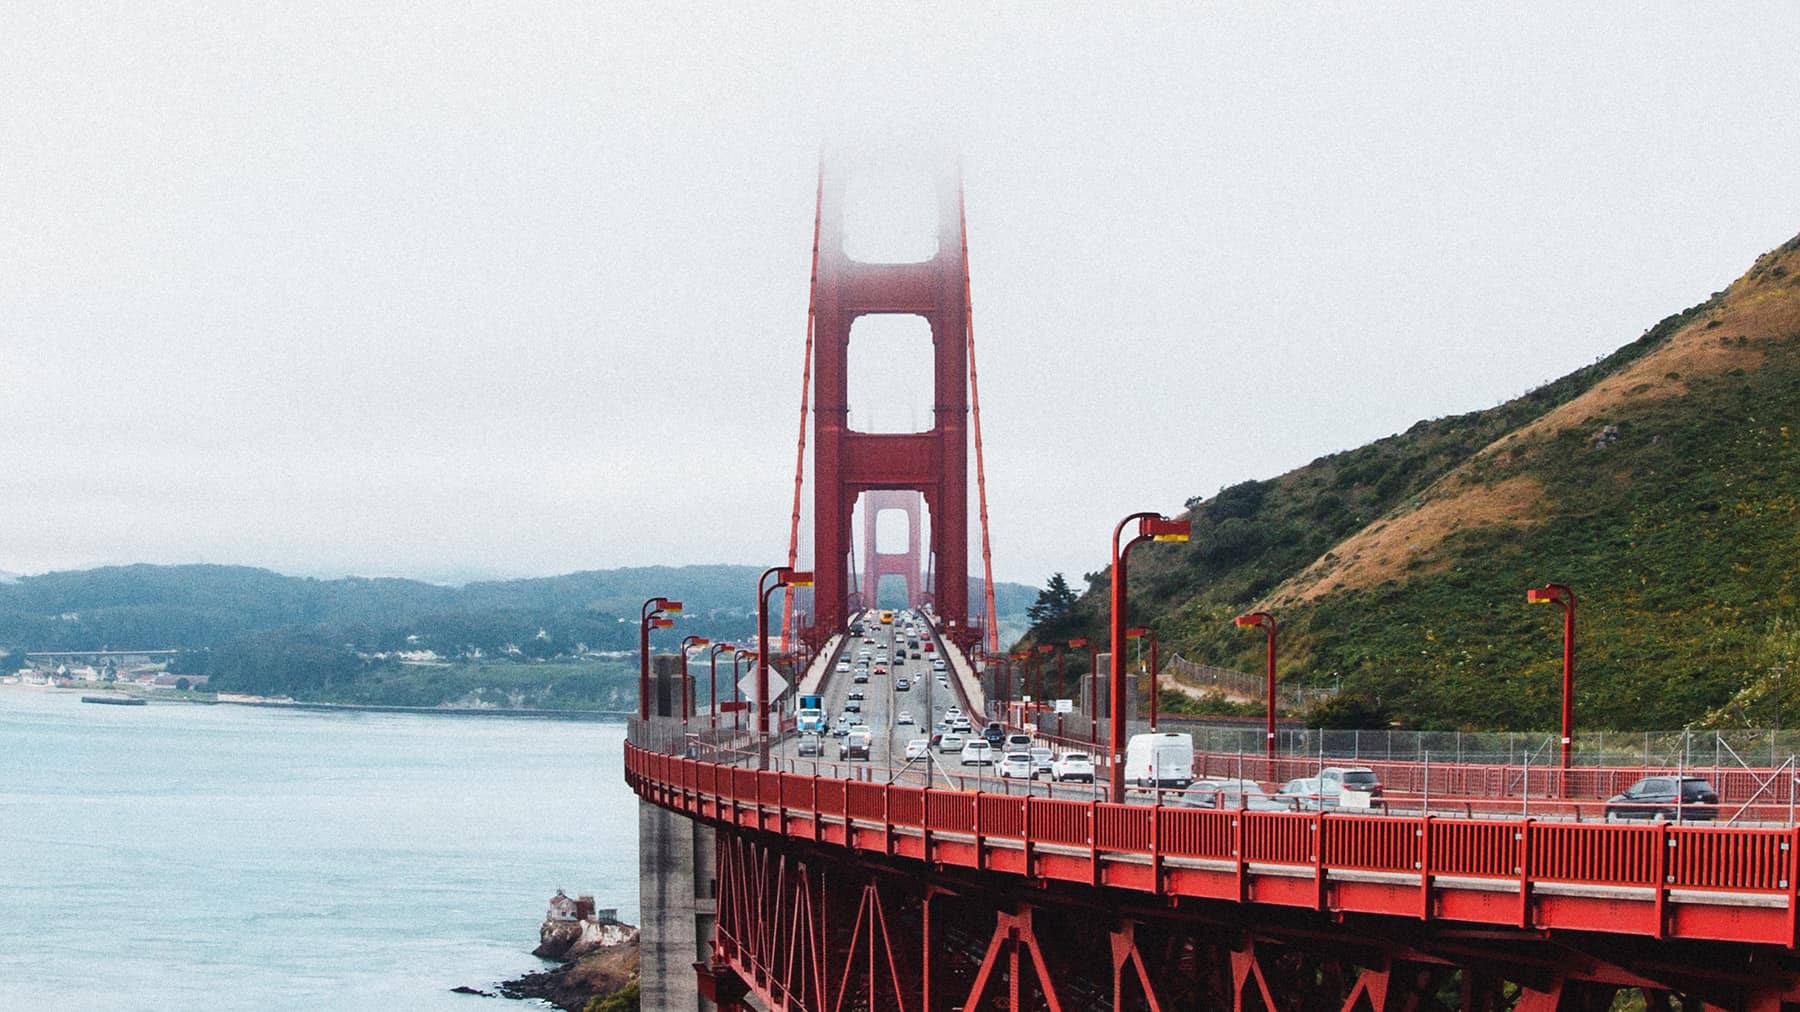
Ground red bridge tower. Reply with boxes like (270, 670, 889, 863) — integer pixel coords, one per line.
(809, 157, 972, 642)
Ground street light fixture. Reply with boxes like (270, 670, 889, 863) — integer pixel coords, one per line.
(678, 636, 710, 724)
(1069, 637, 1095, 745)
(1528, 583, 1577, 774)
(731, 647, 757, 732)
(639, 597, 683, 721)
(1037, 643, 1062, 737)
(706, 642, 733, 731)
(1109, 512, 1191, 801)
(1015, 648, 1029, 713)
(1234, 612, 1278, 760)
(1126, 626, 1159, 730)
(757, 566, 814, 769)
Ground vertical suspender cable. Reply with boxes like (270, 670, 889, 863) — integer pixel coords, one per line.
(781, 163, 825, 651)
(959, 180, 1001, 652)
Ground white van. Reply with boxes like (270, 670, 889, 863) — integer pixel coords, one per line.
(1124, 732, 1195, 789)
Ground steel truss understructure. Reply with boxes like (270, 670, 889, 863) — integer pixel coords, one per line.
(691, 825, 1800, 1011)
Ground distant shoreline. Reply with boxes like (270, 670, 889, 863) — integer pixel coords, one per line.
(2, 683, 629, 722)
(213, 699, 631, 721)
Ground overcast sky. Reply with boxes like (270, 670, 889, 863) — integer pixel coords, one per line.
(5, 5, 1799, 589)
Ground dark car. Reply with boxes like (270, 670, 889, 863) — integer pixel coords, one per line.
(1605, 776, 1719, 821)
(982, 722, 1006, 747)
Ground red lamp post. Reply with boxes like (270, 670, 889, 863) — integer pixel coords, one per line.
(678, 636, 710, 724)
(1011, 650, 1032, 723)
(1126, 626, 1159, 730)
(1235, 612, 1278, 761)
(730, 648, 756, 732)
(1109, 512, 1191, 801)
(639, 597, 683, 721)
(706, 642, 733, 731)
(757, 566, 813, 769)
(1069, 637, 1095, 745)
(1038, 643, 1062, 737)
(1528, 583, 1577, 775)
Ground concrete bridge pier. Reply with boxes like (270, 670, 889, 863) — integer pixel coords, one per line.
(639, 653, 718, 1012)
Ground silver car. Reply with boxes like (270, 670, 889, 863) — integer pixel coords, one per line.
(1178, 779, 1284, 811)
(959, 740, 996, 766)
(998, 751, 1035, 778)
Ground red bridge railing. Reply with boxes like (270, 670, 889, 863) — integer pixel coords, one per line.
(626, 738, 1800, 948)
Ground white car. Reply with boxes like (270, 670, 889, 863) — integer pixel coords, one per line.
(937, 733, 967, 754)
(1029, 747, 1055, 778)
(835, 660, 850, 673)
(896, 710, 915, 725)
(944, 707, 963, 722)
(959, 740, 995, 766)
(904, 738, 930, 760)
(932, 659, 947, 672)
(998, 751, 1034, 779)
(1052, 752, 1096, 783)
(1004, 733, 1033, 752)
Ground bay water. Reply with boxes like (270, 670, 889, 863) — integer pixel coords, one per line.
(0, 687, 638, 1010)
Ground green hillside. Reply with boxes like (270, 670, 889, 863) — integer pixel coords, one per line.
(1026, 233, 1800, 731)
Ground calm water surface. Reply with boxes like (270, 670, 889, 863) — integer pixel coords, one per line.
(0, 687, 637, 1010)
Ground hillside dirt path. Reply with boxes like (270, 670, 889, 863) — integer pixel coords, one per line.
(1158, 671, 1257, 706)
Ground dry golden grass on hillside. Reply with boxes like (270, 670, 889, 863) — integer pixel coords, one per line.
(1270, 235, 1800, 606)
(1272, 475, 1543, 605)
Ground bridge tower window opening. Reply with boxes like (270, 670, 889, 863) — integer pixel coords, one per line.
(855, 489, 929, 613)
(841, 168, 942, 264)
(845, 313, 934, 435)
(873, 574, 911, 611)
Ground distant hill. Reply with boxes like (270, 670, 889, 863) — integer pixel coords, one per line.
(1027, 232, 1800, 731)
(0, 563, 1034, 654)
(0, 562, 1034, 707)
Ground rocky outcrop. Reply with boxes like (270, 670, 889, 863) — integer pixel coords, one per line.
(497, 939, 638, 1012)
(534, 915, 637, 961)
(478, 903, 641, 1012)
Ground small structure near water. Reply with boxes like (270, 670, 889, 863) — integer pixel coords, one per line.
(537, 890, 635, 961)
(488, 894, 640, 1010)
(546, 888, 618, 925)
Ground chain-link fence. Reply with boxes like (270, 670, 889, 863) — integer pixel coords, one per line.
(1162, 726, 1800, 770)
(1163, 654, 1338, 710)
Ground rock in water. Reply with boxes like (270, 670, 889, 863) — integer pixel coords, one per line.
(503, 899, 641, 1011)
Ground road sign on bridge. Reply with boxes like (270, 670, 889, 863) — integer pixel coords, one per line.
(737, 670, 787, 706)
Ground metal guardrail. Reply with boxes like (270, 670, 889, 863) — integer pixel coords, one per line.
(625, 739, 1800, 948)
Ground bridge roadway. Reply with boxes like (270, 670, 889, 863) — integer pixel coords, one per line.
(633, 613, 1800, 1009)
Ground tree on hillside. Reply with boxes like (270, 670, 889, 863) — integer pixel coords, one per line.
(1027, 574, 1079, 627)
